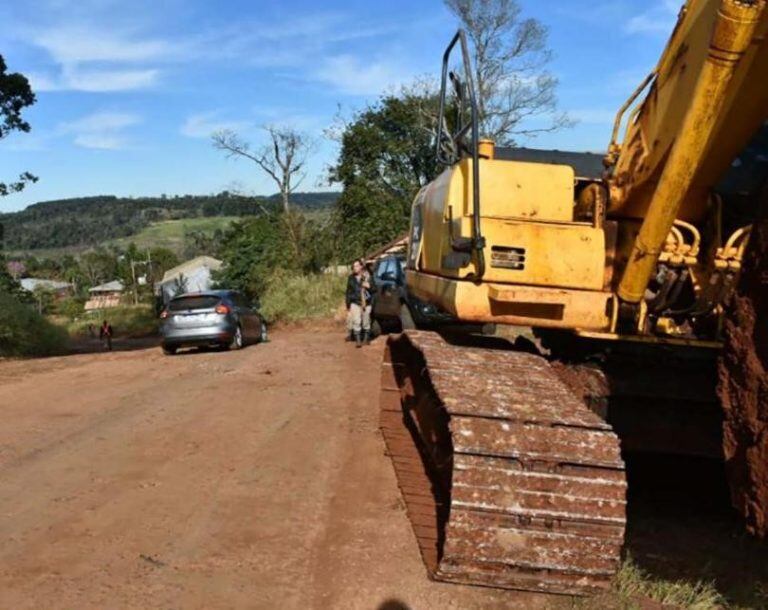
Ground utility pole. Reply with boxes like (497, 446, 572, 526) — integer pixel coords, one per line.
(129, 250, 153, 306)
(130, 259, 139, 306)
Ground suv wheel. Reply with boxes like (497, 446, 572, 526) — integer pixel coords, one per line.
(228, 325, 244, 350)
(162, 345, 177, 356)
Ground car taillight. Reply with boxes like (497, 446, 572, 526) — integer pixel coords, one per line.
(160, 310, 169, 319)
(215, 304, 230, 315)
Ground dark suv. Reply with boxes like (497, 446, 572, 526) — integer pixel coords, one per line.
(160, 290, 267, 354)
(372, 255, 454, 332)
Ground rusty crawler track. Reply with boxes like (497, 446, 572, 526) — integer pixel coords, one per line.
(380, 331, 627, 596)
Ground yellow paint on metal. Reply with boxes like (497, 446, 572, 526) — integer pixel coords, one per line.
(617, 0, 766, 303)
(415, 157, 605, 295)
(575, 330, 722, 350)
(402, 0, 768, 347)
(407, 270, 613, 331)
(453, 158, 574, 221)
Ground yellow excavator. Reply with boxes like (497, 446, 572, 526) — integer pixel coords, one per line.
(380, 0, 768, 595)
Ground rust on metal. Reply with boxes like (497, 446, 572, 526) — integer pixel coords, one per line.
(380, 331, 627, 596)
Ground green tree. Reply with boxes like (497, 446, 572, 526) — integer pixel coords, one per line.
(0, 55, 38, 197)
(214, 213, 293, 298)
(79, 249, 119, 287)
(148, 247, 180, 284)
(172, 274, 189, 297)
(31, 285, 55, 315)
(329, 88, 440, 259)
(0, 261, 26, 300)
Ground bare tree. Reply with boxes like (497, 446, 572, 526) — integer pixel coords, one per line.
(212, 126, 312, 254)
(444, 0, 572, 145)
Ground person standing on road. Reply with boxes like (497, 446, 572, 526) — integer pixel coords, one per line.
(345, 259, 374, 348)
(99, 319, 113, 351)
(344, 302, 355, 342)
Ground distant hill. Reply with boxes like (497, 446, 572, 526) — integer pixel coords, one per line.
(0, 192, 339, 252)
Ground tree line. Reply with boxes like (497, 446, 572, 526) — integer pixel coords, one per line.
(0, 191, 338, 251)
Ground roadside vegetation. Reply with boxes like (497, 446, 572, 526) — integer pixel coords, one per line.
(0, 290, 68, 357)
(570, 554, 768, 610)
(65, 305, 158, 340)
(260, 271, 345, 324)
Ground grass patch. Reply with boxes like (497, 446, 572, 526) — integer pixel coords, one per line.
(67, 304, 159, 338)
(0, 291, 69, 357)
(260, 271, 345, 324)
(571, 556, 728, 610)
(109, 216, 242, 253)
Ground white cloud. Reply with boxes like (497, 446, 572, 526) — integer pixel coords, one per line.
(60, 111, 141, 133)
(314, 55, 413, 96)
(73, 134, 126, 150)
(625, 0, 680, 35)
(63, 67, 160, 92)
(32, 27, 175, 64)
(26, 72, 60, 93)
(59, 111, 142, 150)
(27, 66, 159, 93)
(21, 23, 176, 92)
(181, 112, 253, 139)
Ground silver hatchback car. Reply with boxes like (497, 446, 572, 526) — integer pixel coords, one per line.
(159, 290, 267, 355)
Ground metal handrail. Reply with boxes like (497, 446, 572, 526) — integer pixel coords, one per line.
(435, 29, 486, 280)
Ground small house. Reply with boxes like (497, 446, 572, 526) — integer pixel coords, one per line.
(155, 256, 223, 304)
(85, 280, 125, 311)
(19, 278, 73, 299)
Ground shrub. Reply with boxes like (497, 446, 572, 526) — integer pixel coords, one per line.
(67, 304, 158, 338)
(0, 290, 69, 357)
(54, 296, 85, 320)
(260, 271, 345, 324)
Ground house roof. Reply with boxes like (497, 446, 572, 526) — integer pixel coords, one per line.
(365, 234, 409, 264)
(495, 147, 605, 179)
(160, 256, 223, 284)
(89, 280, 125, 293)
(20, 278, 72, 292)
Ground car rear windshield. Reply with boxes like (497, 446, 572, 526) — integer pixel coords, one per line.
(168, 295, 221, 311)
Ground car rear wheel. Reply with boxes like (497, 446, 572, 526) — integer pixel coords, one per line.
(228, 325, 244, 350)
(162, 345, 177, 356)
(400, 303, 416, 331)
(258, 320, 268, 343)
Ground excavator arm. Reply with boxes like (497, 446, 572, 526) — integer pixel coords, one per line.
(604, 0, 768, 306)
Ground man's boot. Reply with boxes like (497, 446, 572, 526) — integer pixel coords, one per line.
(363, 330, 371, 345)
(355, 332, 363, 348)
(345, 330, 354, 342)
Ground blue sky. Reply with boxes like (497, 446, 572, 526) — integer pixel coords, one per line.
(0, 0, 680, 212)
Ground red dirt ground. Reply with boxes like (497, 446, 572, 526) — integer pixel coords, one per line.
(718, 208, 768, 538)
(0, 327, 547, 610)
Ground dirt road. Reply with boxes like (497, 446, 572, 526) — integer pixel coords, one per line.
(0, 326, 545, 610)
